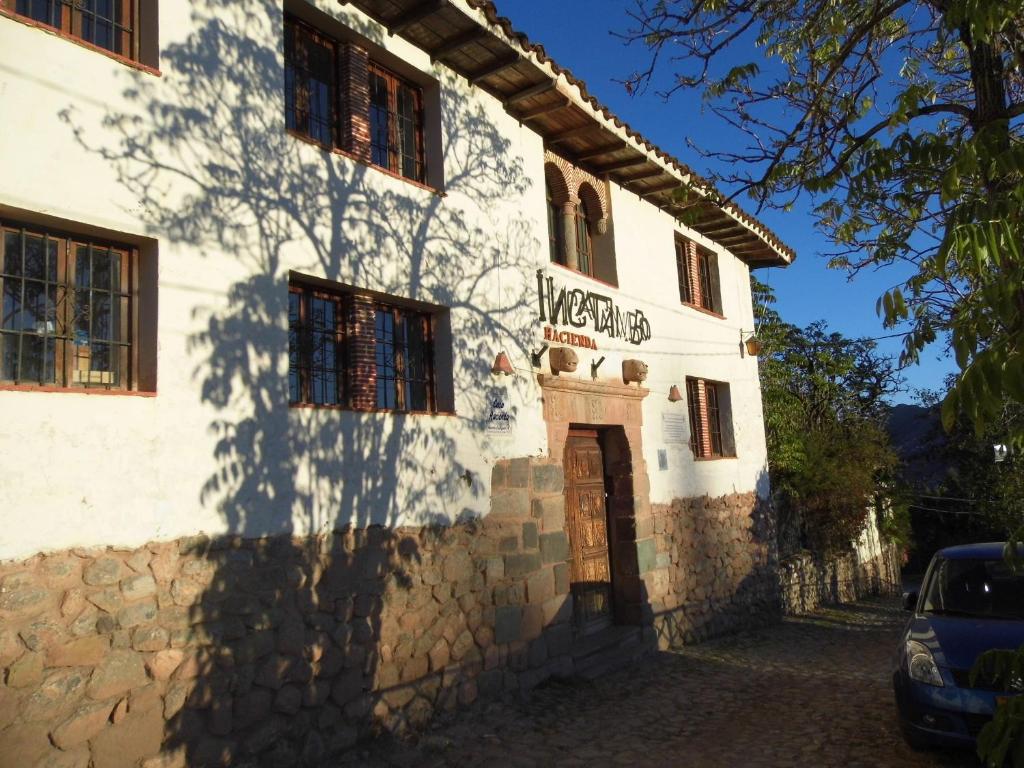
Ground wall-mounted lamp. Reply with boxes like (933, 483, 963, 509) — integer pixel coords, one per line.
(530, 343, 550, 368)
(668, 384, 683, 402)
(491, 351, 514, 376)
(741, 329, 761, 356)
(590, 356, 606, 379)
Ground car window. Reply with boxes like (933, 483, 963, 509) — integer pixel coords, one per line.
(922, 557, 1024, 619)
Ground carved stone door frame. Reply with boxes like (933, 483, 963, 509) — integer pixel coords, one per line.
(539, 374, 652, 626)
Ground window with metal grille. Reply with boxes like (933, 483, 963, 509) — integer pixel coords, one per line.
(368, 63, 425, 183)
(0, 221, 138, 390)
(288, 285, 346, 406)
(686, 377, 731, 458)
(5, 0, 138, 60)
(283, 16, 427, 185)
(374, 304, 433, 412)
(284, 18, 337, 148)
(288, 280, 436, 413)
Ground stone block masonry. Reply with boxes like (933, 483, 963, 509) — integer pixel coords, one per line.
(646, 492, 782, 648)
(0, 457, 578, 767)
(0, 474, 786, 766)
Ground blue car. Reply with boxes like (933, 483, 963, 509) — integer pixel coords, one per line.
(893, 542, 1024, 750)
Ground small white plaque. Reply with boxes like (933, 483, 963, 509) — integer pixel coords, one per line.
(662, 412, 689, 444)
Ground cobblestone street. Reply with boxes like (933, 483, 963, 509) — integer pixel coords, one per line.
(338, 598, 977, 767)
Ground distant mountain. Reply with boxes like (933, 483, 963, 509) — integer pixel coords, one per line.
(886, 403, 950, 491)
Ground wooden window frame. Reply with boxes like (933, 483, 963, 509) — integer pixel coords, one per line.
(288, 283, 347, 407)
(546, 179, 564, 266)
(4, 0, 139, 61)
(686, 377, 731, 459)
(0, 219, 140, 392)
(373, 302, 435, 413)
(573, 198, 594, 277)
(284, 16, 339, 151)
(288, 279, 438, 414)
(368, 61, 426, 184)
(676, 237, 722, 316)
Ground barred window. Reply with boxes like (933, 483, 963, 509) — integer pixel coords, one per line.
(283, 16, 427, 185)
(284, 19, 337, 148)
(288, 286, 346, 406)
(374, 304, 433, 412)
(288, 279, 437, 413)
(0, 221, 138, 390)
(369, 63, 425, 183)
(5, 0, 139, 60)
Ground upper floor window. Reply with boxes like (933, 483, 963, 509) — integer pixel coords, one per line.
(289, 278, 438, 413)
(546, 180, 564, 265)
(543, 164, 616, 284)
(687, 377, 734, 459)
(1, 220, 140, 390)
(574, 198, 593, 277)
(369, 63, 424, 183)
(284, 20, 337, 148)
(284, 15, 427, 185)
(2, 0, 156, 66)
(675, 237, 722, 315)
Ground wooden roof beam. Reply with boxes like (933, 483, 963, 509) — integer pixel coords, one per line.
(516, 98, 572, 121)
(573, 142, 626, 162)
(388, 0, 444, 35)
(619, 167, 667, 183)
(594, 156, 651, 173)
(469, 54, 521, 85)
(503, 80, 557, 106)
(638, 179, 683, 195)
(431, 26, 489, 61)
(545, 125, 600, 145)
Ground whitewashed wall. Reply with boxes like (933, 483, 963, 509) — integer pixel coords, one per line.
(0, 0, 772, 561)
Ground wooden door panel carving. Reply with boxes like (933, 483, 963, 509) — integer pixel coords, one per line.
(564, 430, 613, 634)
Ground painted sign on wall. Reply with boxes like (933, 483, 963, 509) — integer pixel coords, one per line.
(536, 270, 651, 346)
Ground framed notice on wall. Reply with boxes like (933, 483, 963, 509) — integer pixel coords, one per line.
(662, 412, 689, 444)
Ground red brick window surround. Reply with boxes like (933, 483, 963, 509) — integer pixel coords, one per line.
(288, 278, 438, 413)
(686, 377, 732, 458)
(0, 219, 140, 391)
(284, 15, 426, 185)
(2, 0, 153, 64)
(675, 237, 722, 316)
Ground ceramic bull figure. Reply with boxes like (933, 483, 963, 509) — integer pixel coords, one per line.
(549, 346, 579, 374)
(622, 358, 648, 385)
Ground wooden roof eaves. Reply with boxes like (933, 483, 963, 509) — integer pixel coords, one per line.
(339, 0, 795, 267)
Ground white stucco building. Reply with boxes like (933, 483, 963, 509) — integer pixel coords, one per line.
(0, 0, 795, 762)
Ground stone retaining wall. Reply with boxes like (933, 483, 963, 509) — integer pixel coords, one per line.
(647, 493, 781, 648)
(779, 544, 902, 615)
(0, 478, 781, 767)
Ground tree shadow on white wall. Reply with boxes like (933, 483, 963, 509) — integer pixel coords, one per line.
(64, 2, 542, 763)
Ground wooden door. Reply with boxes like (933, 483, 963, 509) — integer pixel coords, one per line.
(564, 430, 613, 634)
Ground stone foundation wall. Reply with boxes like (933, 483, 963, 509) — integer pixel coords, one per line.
(779, 544, 902, 615)
(0, 457, 588, 768)
(0, 479, 783, 767)
(646, 492, 781, 648)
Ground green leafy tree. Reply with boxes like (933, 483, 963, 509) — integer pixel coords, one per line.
(754, 278, 903, 555)
(623, 0, 1024, 444)
(624, 4, 1024, 760)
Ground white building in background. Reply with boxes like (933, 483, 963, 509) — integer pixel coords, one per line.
(0, 0, 794, 762)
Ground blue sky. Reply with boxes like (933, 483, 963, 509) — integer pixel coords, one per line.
(504, 0, 956, 402)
